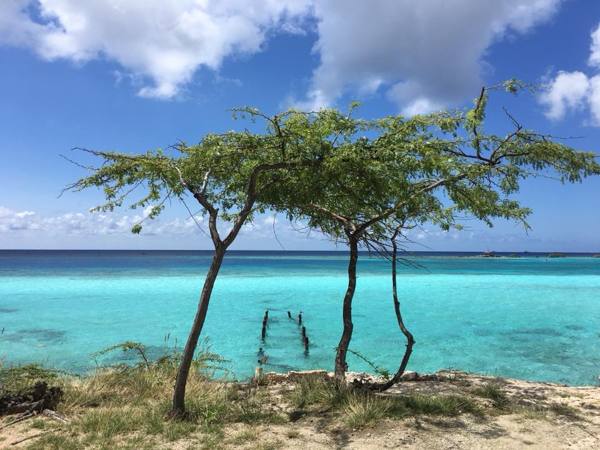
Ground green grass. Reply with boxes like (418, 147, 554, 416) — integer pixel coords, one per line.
(229, 427, 260, 445)
(472, 383, 510, 409)
(11, 347, 577, 448)
(344, 393, 391, 428)
(288, 377, 350, 409)
(26, 434, 83, 450)
(388, 394, 483, 418)
(0, 364, 62, 393)
(287, 378, 483, 430)
(0, 345, 288, 449)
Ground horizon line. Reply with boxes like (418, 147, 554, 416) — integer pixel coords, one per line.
(1, 249, 599, 254)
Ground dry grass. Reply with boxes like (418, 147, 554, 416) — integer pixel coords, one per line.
(2, 353, 594, 448)
(1, 348, 285, 449)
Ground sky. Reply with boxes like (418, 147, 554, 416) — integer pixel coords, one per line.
(1, 0, 600, 252)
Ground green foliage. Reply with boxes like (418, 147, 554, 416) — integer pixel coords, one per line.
(348, 349, 390, 380)
(93, 341, 152, 368)
(66, 82, 599, 249)
(261, 83, 600, 246)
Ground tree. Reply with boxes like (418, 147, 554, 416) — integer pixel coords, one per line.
(271, 82, 600, 382)
(65, 107, 374, 416)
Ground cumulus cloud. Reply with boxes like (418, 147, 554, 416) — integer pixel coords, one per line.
(301, 0, 563, 113)
(540, 22, 600, 125)
(0, 205, 312, 248)
(540, 71, 591, 120)
(0, 0, 312, 99)
(0, 205, 208, 236)
(0, 0, 562, 107)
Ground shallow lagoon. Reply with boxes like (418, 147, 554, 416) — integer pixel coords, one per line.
(1, 250, 599, 385)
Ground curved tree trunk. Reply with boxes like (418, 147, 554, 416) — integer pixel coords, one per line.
(375, 234, 415, 392)
(334, 235, 359, 381)
(170, 245, 226, 417)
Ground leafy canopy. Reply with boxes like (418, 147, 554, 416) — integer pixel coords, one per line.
(66, 82, 600, 244)
(263, 83, 600, 244)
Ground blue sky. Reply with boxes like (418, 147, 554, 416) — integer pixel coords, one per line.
(1, 0, 599, 251)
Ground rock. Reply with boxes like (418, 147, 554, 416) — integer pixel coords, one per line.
(287, 370, 329, 382)
(288, 409, 306, 422)
(261, 370, 330, 385)
(400, 371, 419, 381)
(0, 381, 63, 416)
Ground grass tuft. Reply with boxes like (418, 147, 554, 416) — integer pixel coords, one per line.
(344, 393, 390, 429)
(289, 377, 350, 409)
(388, 394, 483, 418)
(472, 383, 510, 409)
(548, 402, 581, 420)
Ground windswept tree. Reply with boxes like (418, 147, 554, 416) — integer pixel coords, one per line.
(270, 82, 600, 382)
(65, 107, 377, 417)
(363, 204, 455, 391)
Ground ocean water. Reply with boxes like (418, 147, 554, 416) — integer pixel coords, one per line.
(1, 250, 600, 386)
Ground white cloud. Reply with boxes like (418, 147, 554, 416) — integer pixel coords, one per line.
(1, 0, 562, 107)
(300, 0, 563, 111)
(0, 206, 313, 247)
(539, 71, 591, 120)
(540, 22, 600, 125)
(589, 23, 600, 68)
(0, 205, 208, 236)
(0, 0, 312, 99)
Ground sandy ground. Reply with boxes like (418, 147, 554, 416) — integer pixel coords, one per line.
(239, 371, 600, 450)
(2, 371, 600, 449)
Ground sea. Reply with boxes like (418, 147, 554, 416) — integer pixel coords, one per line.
(1, 250, 599, 386)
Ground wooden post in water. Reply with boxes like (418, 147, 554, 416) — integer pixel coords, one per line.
(261, 311, 268, 340)
(304, 336, 309, 354)
(287, 311, 292, 319)
(301, 326, 306, 339)
(298, 312, 302, 325)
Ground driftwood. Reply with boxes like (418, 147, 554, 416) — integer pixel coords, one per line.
(10, 429, 60, 446)
(42, 409, 70, 423)
(0, 411, 36, 431)
(0, 382, 63, 417)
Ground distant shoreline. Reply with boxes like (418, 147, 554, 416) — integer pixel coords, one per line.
(1, 249, 600, 257)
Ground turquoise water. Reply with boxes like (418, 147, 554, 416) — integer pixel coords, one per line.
(1, 250, 599, 386)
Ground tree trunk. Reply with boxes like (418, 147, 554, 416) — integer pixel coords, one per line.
(170, 245, 225, 418)
(375, 235, 415, 392)
(334, 235, 359, 381)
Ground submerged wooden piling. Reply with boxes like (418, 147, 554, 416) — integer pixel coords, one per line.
(261, 311, 268, 340)
(287, 311, 292, 319)
(298, 312, 302, 325)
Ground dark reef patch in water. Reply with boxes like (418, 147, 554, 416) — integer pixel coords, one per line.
(0, 307, 18, 313)
(507, 327, 563, 337)
(2, 328, 66, 343)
